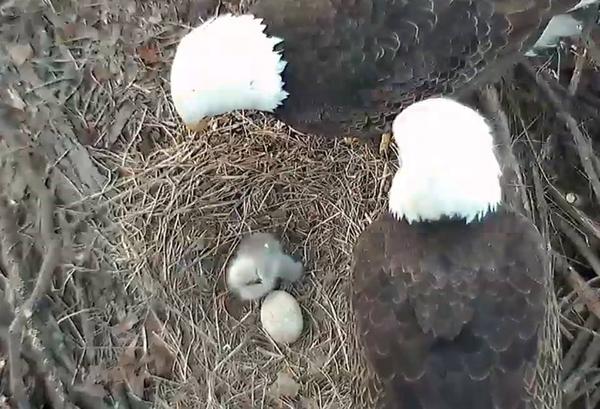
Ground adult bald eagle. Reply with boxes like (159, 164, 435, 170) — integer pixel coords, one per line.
(170, 0, 594, 150)
(351, 97, 549, 409)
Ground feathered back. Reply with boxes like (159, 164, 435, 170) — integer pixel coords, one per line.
(352, 206, 551, 409)
(247, 0, 580, 138)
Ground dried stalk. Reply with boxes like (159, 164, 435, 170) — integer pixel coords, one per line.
(479, 85, 529, 214)
(2, 138, 62, 407)
(557, 218, 600, 277)
(562, 315, 598, 378)
(555, 255, 600, 322)
(0, 197, 24, 308)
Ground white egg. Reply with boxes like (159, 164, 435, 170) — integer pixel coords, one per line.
(260, 290, 303, 345)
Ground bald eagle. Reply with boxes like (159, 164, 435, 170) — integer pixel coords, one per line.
(351, 98, 549, 409)
(170, 0, 593, 150)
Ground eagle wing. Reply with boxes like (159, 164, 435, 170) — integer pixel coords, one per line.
(249, 0, 580, 137)
(351, 211, 548, 409)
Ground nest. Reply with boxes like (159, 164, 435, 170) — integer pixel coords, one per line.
(106, 112, 390, 407)
(1, 0, 600, 408)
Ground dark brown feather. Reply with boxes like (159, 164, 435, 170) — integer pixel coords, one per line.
(245, 0, 580, 139)
(351, 206, 548, 409)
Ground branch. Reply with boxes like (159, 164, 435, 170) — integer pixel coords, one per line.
(0, 198, 28, 408)
(557, 217, 600, 277)
(564, 332, 600, 402)
(547, 183, 600, 241)
(562, 315, 598, 379)
(522, 61, 600, 204)
(0, 197, 24, 308)
(478, 85, 529, 215)
(555, 254, 600, 322)
(3, 141, 62, 408)
(8, 238, 60, 409)
(580, 8, 600, 68)
(568, 49, 587, 97)
(26, 326, 69, 409)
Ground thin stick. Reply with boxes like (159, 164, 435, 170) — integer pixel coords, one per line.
(3, 139, 62, 408)
(547, 184, 600, 241)
(479, 85, 529, 214)
(580, 8, 600, 68)
(589, 383, 600, 409)
(0, 198, 28, 407)
(564, 334, 600, 400)
(556, 256, 600, 322)
(582, 34, 600, 68)
(0, 197, 24, 308)
(568, 49, 587, 97)
(558, 217, 600, 277)
(8, 237, 60, 403)
(563, 315, 598, 378)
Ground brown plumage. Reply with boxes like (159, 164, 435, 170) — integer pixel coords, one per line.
(351, 207, 548, 409)
(245, 0, 582, 140)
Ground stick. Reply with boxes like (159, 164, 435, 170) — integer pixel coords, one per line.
(563, 315, 598, 379)
(478, 85, 529, 215)
(568, 49, 587, 97)
(547, 183, 600, 241)
(555, 255, 600, 322)
(580, 7, 600, 68)
(8, 237, 60, 406)
(522, 61, 600, 204)
(26, 326, 68, 409)
(589, 383, 600, 409)
(0, 198, 28, 408)
(557, 217, 600, 277)
(2, 140, 62, 408)
(0, 197, 24, 308)
(564, 334, 600, 401)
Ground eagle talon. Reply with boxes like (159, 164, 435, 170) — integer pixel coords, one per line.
(379, 133, 392, 155)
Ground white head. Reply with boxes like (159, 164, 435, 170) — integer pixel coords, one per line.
(388, 97, 502, 224)
(170, 14, 289, 130)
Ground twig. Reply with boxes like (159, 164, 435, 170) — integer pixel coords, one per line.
(582, 34, 600, 68)
(571, 372, 600, 407)
(568, 49, 587, 97)
(20, 168, 55, 245)
(70, 385, 114, 409)
(8, 236, 60, 406)
(0, 197, 24, 308)
(2, 141, 62, 408)
(589, 383, 600, 409)
(531, 166, 549, 238)
(557, 217, 600, 277)
(479, 85, 529, 215)
(0, 197, 28, 408)
(26, 325, 68, 409)
(555, 255, 600, 322)
(564, 336, 600, 398)
(568, 8, 599, 127)
(522, 61, 600, 204)
(73, 278, 96, 364)
(563, 333, 600, 401)
(563, 315, 598, 378)
(547, 178, 600, 242)
(581, 7, 600, 68)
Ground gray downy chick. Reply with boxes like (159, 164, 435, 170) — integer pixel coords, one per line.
(227, 232, 304, 301)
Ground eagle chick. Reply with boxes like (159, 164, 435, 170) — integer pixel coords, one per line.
(227, 232, 303, 301)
